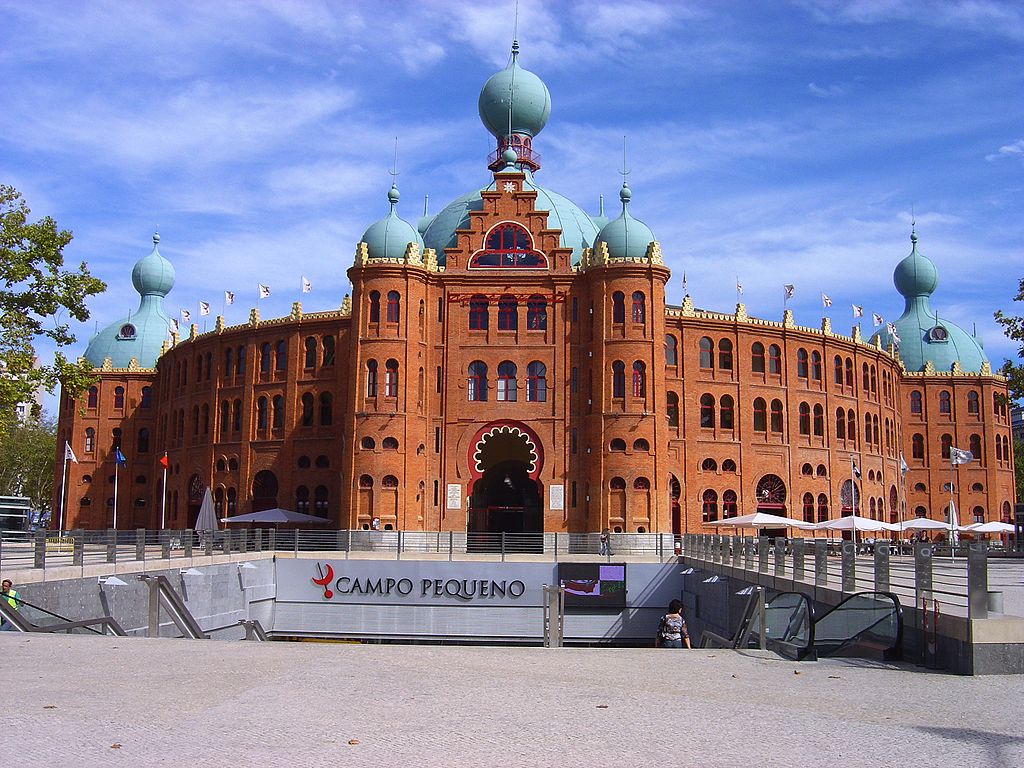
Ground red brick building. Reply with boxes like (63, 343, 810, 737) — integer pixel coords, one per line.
(54, 46, 1016, 535)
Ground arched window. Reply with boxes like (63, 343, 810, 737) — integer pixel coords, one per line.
(699, 337, 713, 369)
(865, 413, 872, 445)
(141, 386, 152, 408)
(527, 295, 547, 329)
(803, 493, 815, 523)
(970, 434, 982, 463)
(314, 486, 329, 516)
(723, 490, 737, 518)
(369, 291, 380, 322)
(196, 354, 203, 381)
(633, 438, 650, 452)
(666, 392, 679, 427)
(382, 437, 398, 450)
(300, 393, 313, 427)
(941, 433, 952, 459)
(813, 404, 824, 436)
(845, 358, 854, 387)
(497, 361, 517, 402)
(753, 398, 767, 432)
(236, 346, 245, 379)
(751, 342, 765, 373)
(718, 339, 733, 370)
(632, 361, 646, 398)
(87, 386, 98, 408)
(720, 394, 734, 429)
(796, 348, 808, 379)
(910, 390, 922, 414)
(304, 337, 317, 369)
(862, 363, 871, 391)
(701, 457, 718, 472)
(256, 397, 268, 430)
(770, 399, 784, 433)
(361, 437, 375, 450)
(612, 292, 625, 324)
(272, 395, 284, 429)
(260, 342, 271, 374)
(114, 386, 125, 409)
(835, 408, 846, 439)
(817, 464, 827, 477)
(610, 476, 626, 490)
(359, 475, 374, 489)
(817, 494, 829, 522)
(201, 403, 209, 434)
(220, 400, 230, 433)
(700, 394, 715, 428)
(811, 351, 822, 380)
(384, 359, 399, 397)
(610, 438, 627, 452)
(912, 433, 924, 459)
(192, 406, 199, 435)
(722, 459, 737, 473)
(847, 411, 856, 444)
(768, 345, 782, 374)
(834, 355, 844, 384)
(498, 296, 517, 330)
(702, 490, 718, 522)
(469, 295, 488, 330)
(232, 399, 242, 431)
(366, 360, 378, 397)
(939, 391, 951, 414)
(665, 335, 678, 366)
(612, 361, 625, 398)
(275, 340, 287, 371)
(801, 463, 813, 476)
(631, 291, 645, 324)
(224, 348, 234, 379)
(319, 392, 332, 426)
(468, 361, 488, 402)
(295, 486, 310, 514)
(967, 390, 979, 414)
(322, 335, 335, 366)
(386, 291, 400, 323)
(473, 222, 545, 267)
(799, 402, 811, 435)
(634, 477, 650, 490)
(527, 361, 547, 402)
(137, 428, 150, 453)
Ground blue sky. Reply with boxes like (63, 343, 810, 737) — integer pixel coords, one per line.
(2, 0, 1022, 411)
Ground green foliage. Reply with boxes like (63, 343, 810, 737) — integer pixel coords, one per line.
(1015, 439, 1024, 502)
(0, 185, 105, 429)
(0, 414, 56, 513)
(994, 277, 1024, 401)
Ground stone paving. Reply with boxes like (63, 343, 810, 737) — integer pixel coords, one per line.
(2, 633, 1022, 767)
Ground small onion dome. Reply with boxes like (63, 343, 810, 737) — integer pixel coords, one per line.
(590, 195, 609, 230)
(593, 182, 656, 260)
(478, 41, 551, 139)
(360, 184, 424, 260)
(416, 195, 435, 236)
(893, 230, 938, 298)
(131, 232, 175, 296)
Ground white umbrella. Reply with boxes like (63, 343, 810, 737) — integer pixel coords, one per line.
(814, 515, 896, 532)
(896, 517, 950, 532)
(960, 521, 1015, 534)
(195, 487, 217, 532)
(706, 512, 816, 530)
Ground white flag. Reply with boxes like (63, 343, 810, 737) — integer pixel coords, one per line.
(259, 284, 271, 299)
(224, 291, 235, 305)
(821, 293, 832, 308)
(852, 304, 864, 318)
(784, 284, 795, 299)
(301, 276, 312, 294)
(64, 441, 78, 464)
(851, 457, 862, 480)
(887, 322, 901, 344)
(181, 309, 191, 323)
(170, 318, 179, 333)
(872, 312, 884, 327)
(735, 279, 743, 295)
(199, 301, 210, 316)
(950, 447, 975, 466)
(899, 452, 909, 478)
(682, 271, 688, 294)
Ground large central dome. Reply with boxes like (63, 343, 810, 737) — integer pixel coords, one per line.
(478, 40, 551, 139)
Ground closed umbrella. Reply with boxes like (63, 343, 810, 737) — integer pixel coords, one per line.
(195, 487, 217, 531)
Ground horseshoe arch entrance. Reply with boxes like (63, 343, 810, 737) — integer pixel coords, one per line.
(467, 423, 543, 550)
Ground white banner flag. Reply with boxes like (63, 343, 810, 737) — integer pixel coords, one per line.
(170, 318, 179, 333)
(199, 301, 210, 316)
(258, 284, 271, 299)
(301, 276, 312, 294)
(181, 309, 191, 323)
(784, 284, 795, 299)
(950, 447, 975, 466)
(872, 312, 883, 327)
(852, 304, 864, 318)
(821, 293, 832, 308)
(224, 291, 235, 305)
(64, 441, 78, 463)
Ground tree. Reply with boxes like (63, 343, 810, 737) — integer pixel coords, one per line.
(994, 277, 1024, 401)
(0, 413, 56, 515)
(1015, 438, 1024, 502)
(0, 185, 105, 435)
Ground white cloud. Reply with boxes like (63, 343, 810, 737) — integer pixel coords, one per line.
(808, 82, 845, 98)
(986, 139, 1024, 161)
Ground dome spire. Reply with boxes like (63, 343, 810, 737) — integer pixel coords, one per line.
(481, 37, 550, 173)
(387, 137, 400, 211)
(619, 135, 632, 209)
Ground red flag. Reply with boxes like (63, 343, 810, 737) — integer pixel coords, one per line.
(159, 452, 169, 469)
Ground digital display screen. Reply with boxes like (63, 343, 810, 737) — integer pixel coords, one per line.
(558, 563, 627, 609)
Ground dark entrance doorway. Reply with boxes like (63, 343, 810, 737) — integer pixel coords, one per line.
(468, 426, 542, 552)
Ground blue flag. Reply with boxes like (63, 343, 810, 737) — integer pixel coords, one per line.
(115, 447, 127, 467)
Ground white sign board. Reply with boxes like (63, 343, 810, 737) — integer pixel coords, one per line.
(446, 483, 462, 510)
(549, 484, 564, 511)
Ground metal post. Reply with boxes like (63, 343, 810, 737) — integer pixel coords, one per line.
(967, 541, 988, 619)
(268, 529, 276, 554)
(145, 577, 160, 638)
(841, 540, 856, 593)
(449, 530, 453, 562)
(874, 542, 890, 593)
(774, 538, 786, 579)
(106, 529, 117, 564)
(914, 540, 933, 602)
(501, 532, 506, 563)
(135, 529, 145, 561)
(542, 584, 565, 648)
(397, 530, 402, 561)
(183, 529, 193, 558)
(161, 531, 171, 559)
(744, 536, 754, 570)
(72, 530, 84, 567)
(793, 539, 805, 582)
(732, 535, 742, 568)
(205, 529, 214, 556)
(757, 536, 768, 573)
(814, 539, 827, 588)
(33, 530, 46, 569)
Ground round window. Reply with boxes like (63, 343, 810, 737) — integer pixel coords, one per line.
(119, 323, 136, 339)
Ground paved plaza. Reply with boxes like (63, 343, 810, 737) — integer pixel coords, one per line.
(1, 633, 1022, 767)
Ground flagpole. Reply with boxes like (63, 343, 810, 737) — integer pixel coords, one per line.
(113, 459, 119, 530)
(58, 442, 69, 532)
(850, 454, 857, 550)
(161, 453, 168, 529)
(949, 458, 956, 557)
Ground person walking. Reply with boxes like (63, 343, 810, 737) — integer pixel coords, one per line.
(1, 579, 21, 630)
(599, 528, 613, 556)
(655, 599, 691, 648)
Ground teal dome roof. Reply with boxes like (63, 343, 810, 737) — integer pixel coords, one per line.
(416, 195, 434, 236)
(874, 233, 988, 373)
(590, 195, 609, 230)
(360, 184, 424, 261)
(478, 41, 551, 139)
(84, 234, 174, 369)
(421, 169, 599, 265)
(594, 183, 656, 260)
